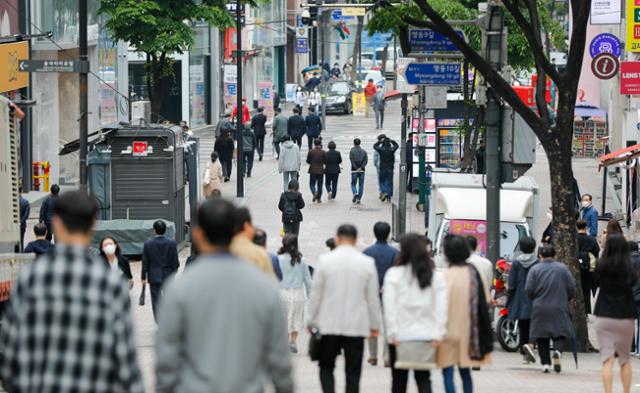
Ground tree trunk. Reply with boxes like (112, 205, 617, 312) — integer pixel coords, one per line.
(543, 101, 590, 352)
(147, 54, 166, 123)
(350, 15, 364, 81)
(381, 45, 388, 78)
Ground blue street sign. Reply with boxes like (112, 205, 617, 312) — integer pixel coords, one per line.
(589, 33, 622, 58)
(409, 29, 465, 53)
(331, 9, 355, 22)
(295, 38, 308, 54)
(404, 63, 462, 85)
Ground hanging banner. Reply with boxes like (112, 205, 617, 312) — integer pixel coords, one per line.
(352, 92, 366, 116)
(257, 82, 274, 118)
(626, 0, 640, 51)
(591, 0, 621, 24)
(450, 220, 488, 256)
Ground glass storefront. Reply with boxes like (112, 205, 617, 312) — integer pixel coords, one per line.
(189, 25, 210, 127)
(35, 0, 100, 45)
(97, 21, 118, 125)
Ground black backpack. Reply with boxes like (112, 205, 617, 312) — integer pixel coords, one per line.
(282, 194, 298, 223)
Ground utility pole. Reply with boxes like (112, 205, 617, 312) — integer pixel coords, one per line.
(236, 0, 244, 197)
(319, 0, 326, 130)
(483, 2, 506, 263)
(79, 0, 88, 191)
(398, 93, 408, 235)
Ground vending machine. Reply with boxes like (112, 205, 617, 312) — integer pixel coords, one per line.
(437, 118, 464, 168)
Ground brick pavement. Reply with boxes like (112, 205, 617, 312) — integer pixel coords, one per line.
(124, 102, 635, 392)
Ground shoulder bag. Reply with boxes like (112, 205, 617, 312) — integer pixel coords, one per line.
(394, 341, 437, 370)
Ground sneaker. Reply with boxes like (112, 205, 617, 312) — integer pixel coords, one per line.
(259, 155, 263, 161)
(542, 365, 551, 373)
(356, 199, 361, 204)
(289, 342, 298, 354)
(352, 195, 357, 203)
(367, 358, 377, 366)
(523, 344, 537, 363)
(552, 350, 562, 373)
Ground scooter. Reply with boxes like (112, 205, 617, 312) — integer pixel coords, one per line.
(493, 259, 520, 352)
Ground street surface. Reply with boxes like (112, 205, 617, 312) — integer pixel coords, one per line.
(23, 100, 630, 392)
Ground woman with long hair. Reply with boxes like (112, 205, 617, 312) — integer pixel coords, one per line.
(383, 233, 448, 393)
(99, 236, 133, 289)
(436, 235, 492, 393)
(594, 234, 637, 393)
(214, 130, 235, 182)
(278, 234, 312, 353)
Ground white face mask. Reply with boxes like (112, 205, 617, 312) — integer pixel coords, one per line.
(582, 201, 590, 208)
(103, 244, 117, 256)
(546, 212, 552, 220)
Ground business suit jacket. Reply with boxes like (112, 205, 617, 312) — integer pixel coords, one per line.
(141, 236, 180, 284)
(287, 115, 306, 138)
(307, 245, 381, 337)
(251, 113, 267, 137)
(305, 114, 322, 138)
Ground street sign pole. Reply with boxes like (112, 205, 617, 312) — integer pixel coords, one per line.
(236, 0, 244, 198)
(418, 86, 426, 211)
(79, 0, 89, 191)
(398, 93, 408, 236)
(319, 0, 327, 130)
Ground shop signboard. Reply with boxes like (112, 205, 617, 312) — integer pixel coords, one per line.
(621, 61, 640, 94)
(626, 0, 640, 52)
(0, 41, 29, 93)
(450, 219, 488, 256)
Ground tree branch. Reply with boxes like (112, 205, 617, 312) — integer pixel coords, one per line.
(402, 16, 437, 30)
(411, 0, 545, 133)
(502, 0, 562, 88)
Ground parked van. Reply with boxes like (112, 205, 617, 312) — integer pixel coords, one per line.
(428, 173, 539, 262)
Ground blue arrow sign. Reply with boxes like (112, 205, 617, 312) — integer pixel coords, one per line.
(404, 63, 462, 85)
(409, 29, 465, 53)
(331, 9, 354, 21)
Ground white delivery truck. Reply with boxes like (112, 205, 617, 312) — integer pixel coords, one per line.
(428, 173, 539, 261)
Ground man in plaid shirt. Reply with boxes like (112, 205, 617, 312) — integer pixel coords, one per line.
(0, 191, 144, 393)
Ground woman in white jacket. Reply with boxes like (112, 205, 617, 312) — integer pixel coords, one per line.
(383, 233, 448, 393)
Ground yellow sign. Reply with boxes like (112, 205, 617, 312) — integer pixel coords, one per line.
(352, 92, 366, 116)
(0, 41, 29, 93)
(342, 7, 366, 17)
(626, 0, 640, 52)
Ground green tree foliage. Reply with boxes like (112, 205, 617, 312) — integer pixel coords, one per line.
(99, 0, 248, 120)
(368, 0, 565, 71)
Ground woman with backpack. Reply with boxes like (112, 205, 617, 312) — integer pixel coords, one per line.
(594, 234, 637, 393)
(278, 179, 305, 235)
(278, 234, 312, 354)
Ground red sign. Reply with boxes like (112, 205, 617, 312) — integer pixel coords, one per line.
(132, 141, 148, 156)
(621, 62, 640, 95)
(591, 53, 620, 80)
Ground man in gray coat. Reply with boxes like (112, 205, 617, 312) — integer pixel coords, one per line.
(373, 87, 386, 129)
(525, 244, 576, 374)
(156, 198, 293, 393)
(278, 135, 301, 191)
(273, 107, 289, 158)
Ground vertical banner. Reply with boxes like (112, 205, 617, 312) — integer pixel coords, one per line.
(223, 65, 238, 113)
(626, 0, 640, 51)
(257, 82, 274, 118)
(351, 92, 366, 116)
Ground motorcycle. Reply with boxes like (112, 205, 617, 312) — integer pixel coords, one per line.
(493, 259, 520, 352)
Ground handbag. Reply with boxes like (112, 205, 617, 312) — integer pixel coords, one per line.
(394, 341, 437, 370)
(139, 284, 146, 306)
(308, 325, 322, 361)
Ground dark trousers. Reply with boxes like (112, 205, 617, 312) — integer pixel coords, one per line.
(283, 221, 300, 236)
(379, 169, 394, 198)
(389, 345, 432, 393)
(519, 319, 531, 352)
(256, 135, 265, 158)
(442, 367, 472, 393)
(580, 270, 594, 314)
(220, 159, 233, 179)
(310, 174, 324, 197)
(242, 151, 255, 176)
(325, 173, 339, 198)
(319, 335, 364, 393)
(537, 337, 564, 366)
(150, 283, 162, 323)
(293, 135, 303, 148)
(20, 227, 26, 251)
(44, 222, 53, 242)
(308, 135, 320, 151)
(274, 141, 281, 157)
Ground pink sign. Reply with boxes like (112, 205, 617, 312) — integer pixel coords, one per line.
(449, 219, 488, 256)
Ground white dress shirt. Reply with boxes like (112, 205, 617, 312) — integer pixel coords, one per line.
(307, 245, 381, 337)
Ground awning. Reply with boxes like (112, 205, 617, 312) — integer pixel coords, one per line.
(575, 101, 607, 118)
(599, 143, 640, 168)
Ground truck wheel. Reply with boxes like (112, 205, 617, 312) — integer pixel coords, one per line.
(497, 315, 520, 352)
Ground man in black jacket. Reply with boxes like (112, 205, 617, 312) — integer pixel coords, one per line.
(251, 107, 268, 161)
(141, 220, 180, 322)
(373, 137, 399, 202)
(39, 184, 59, 242)
(576, 219, 599, 315)
(305, 107, 322, 151)
(287, 108, 306, 148)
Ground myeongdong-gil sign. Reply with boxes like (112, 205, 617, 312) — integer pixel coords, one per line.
(620, 61, 640, 95)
